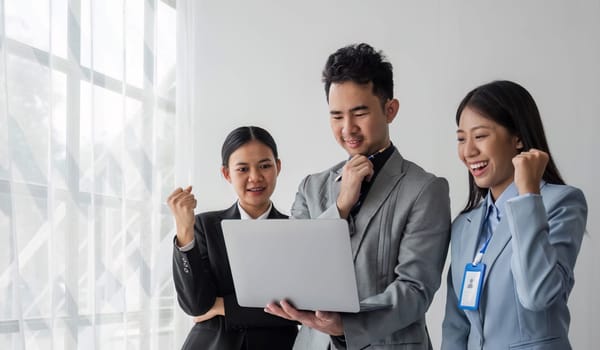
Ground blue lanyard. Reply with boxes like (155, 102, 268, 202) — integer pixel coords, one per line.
(472, 235, 491, 266)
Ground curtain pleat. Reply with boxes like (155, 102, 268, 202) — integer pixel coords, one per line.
(0, 0, 180, 349)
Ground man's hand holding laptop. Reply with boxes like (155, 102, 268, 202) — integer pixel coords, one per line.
(265, 300, 343, 336)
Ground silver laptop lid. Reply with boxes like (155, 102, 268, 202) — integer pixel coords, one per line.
(221, 219, 360, 313)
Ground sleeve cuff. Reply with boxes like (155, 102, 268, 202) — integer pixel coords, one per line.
(175, 236, 195, 252)
(507, 193, 541, 203)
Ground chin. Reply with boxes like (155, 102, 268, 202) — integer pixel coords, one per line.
(253, 195, 271, 204)
(344, 147, 364, 156)
(473, 180, 490, 190)
(340, 142, 363, 153)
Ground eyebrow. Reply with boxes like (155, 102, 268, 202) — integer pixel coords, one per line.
(233, 158, 274, 166)
(330, 105, 369, 115)
(456, 125, 493, 133)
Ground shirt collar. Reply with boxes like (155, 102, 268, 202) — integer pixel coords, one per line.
(370, 143, 395, 176)
(484, 182, 519, 221)
(237, 201, 272, 220)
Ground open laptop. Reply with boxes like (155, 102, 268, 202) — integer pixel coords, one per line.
(221, 218, 390, 313)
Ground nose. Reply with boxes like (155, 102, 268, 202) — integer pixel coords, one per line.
(461, 138, 479, 159)
(248, 167, 263, 183)
(342, 116, 358, 135)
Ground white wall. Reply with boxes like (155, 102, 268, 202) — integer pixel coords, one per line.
(177, 1, 600, 348)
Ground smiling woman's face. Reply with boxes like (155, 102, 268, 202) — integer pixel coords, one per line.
(221, 140, 281, 218)
(457, 107, 522, 200)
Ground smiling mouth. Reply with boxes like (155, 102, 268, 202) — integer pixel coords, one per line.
(344, 138, 363, 147)
(247, 187, 265, 192)
(469, 161, 488, 176)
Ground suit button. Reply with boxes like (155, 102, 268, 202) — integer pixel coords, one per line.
(184, 268, 189, 274)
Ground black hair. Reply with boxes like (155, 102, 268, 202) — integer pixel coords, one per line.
(221, 126, 279, 167)
(322, 43, 394, 106)
(456, 80, 565, 213)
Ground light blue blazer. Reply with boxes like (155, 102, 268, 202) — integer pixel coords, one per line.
(442, 183, 587, 350)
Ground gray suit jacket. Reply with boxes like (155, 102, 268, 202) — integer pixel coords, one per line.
(291, 150, 451, 350)
(442, 183, 587, 350)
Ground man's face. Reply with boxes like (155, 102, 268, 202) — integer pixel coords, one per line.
(328, 81, 398, 157)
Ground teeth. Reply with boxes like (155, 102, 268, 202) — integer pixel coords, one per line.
(247, 187, 264, 192)
(470, 161, 488, 170)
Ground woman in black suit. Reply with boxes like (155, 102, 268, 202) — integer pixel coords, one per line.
(169, 126, 297, 350)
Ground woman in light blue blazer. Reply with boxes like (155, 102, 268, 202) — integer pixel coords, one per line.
(442, 80, 587, 350)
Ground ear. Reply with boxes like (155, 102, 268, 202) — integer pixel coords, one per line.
(385, 99, 400, 123)
(275, 159, 282, 176)
(221, 166, 232, 183)
(515, 136, 524, 150)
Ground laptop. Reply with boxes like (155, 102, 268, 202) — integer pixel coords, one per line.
(221, 218, 390, 313)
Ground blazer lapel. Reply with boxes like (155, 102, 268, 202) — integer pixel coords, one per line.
(462, 205, 487, 268)
(267, 205, 288, 219)
(219, 203, 241, 221)
(328, 167, 344, 211)
(480, 183, 544, 287)
(453, 205, 487, 335)
(451, 205, 486, 300)
(350, 151, 406, 260)
(481, 217, 511, 287)
(456, 201, 512, 335)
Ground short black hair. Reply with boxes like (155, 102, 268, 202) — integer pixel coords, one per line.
(456, 80, 565, 213)
(322, 43, 394, 105)
(221, 126, 279, 167)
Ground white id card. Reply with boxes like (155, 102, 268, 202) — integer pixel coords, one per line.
(458, 263, 485, 310)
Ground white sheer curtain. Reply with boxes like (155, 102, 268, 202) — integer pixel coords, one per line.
(0, 0, 186, 349)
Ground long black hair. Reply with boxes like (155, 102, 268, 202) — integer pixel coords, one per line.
(456, 80, 565, 213)
(221, 126, 279, 167)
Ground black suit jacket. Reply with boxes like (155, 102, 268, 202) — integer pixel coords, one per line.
(172, 203, 297, 350)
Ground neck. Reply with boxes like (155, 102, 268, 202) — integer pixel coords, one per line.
(490, 180, 513, 203)
(240, 202, 271, 219)
(369, 140, 391, 155)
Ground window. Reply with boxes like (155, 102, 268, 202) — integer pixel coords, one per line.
(0, 0, 179, 348)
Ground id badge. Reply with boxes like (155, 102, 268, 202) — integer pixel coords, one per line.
(458, 263, 486, 310)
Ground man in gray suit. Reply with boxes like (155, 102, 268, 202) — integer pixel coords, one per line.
(266, 43, 451, 349)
